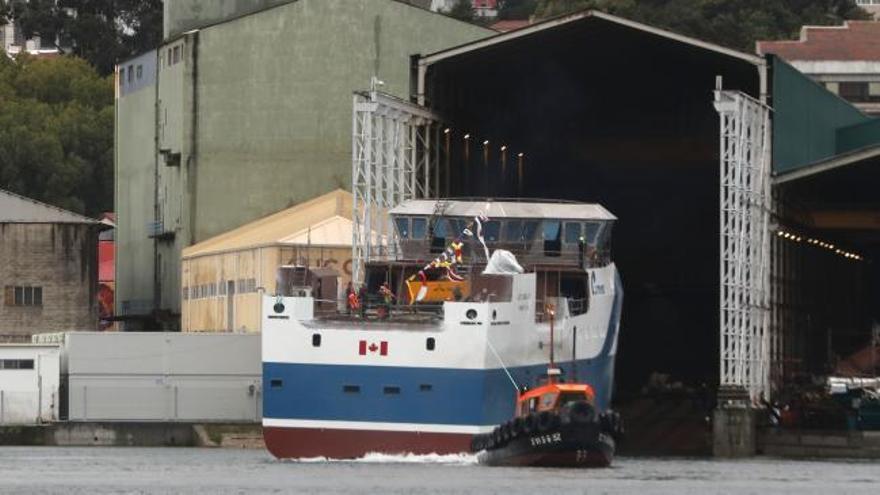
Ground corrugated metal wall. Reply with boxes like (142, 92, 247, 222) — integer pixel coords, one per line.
(771, 55, 872, 173)
(63, 333, 261, 422)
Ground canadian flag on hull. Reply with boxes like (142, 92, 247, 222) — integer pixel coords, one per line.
(359, 340, 388, 356)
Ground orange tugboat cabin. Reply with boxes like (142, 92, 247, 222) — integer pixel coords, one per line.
(516, 382, 596, 417)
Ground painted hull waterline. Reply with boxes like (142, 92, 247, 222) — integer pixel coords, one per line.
(263, 425, 473, 459)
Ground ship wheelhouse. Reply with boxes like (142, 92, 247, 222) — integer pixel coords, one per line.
(363, 199, 617, 317)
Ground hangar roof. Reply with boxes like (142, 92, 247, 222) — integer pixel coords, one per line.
(0, 189, 99, 224)
(419, 9, 763, 68)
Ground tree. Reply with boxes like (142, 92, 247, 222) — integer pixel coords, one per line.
(0, 53, 113, 215)
(3, 0, 163, 76)
(497, 0, 539, 19)
(532, 0, 871, 52)
(447, 0, 477, 22)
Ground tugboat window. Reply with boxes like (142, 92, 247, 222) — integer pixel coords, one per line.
(466, 309, 477, 320)
(383, 386, 401, 395)
(420, 384, 433, 392)
(312, 334, 321, 347)
(343, 385, 360, 393)
(270, 379, 283, 389)
(426, 337, 436, 350)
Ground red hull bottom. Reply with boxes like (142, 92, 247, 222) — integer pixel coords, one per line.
(263, 426, 472, 459)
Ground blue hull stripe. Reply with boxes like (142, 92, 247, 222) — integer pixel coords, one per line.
(264, 356, 615, 427)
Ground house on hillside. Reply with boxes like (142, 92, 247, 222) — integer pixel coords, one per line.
(758, 21, 880, 115)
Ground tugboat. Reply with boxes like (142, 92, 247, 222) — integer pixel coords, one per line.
(471, 306, 622, 467)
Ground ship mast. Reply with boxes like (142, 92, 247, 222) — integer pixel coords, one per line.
(546, 304, 560, 384)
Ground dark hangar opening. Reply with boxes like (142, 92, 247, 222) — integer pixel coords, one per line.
(419, 13, 761, 398)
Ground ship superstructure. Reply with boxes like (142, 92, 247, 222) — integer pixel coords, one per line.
(261, 199, 622, 458)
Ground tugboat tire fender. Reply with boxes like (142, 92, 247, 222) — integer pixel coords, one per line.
(492, 426, 504, 446)
(569, 401, 597, 425)
(501, 422, 513, 442)
(511, 417, 524, 437)
(537, 411, 559, 432)
(523, 413, 538, 434)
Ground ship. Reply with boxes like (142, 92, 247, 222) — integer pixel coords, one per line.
(261, 199, 623, 459)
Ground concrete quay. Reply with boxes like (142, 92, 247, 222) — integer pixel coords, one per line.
(0, 422, 264, 448)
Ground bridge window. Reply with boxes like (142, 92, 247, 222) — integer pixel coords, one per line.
(543, 221, 561, 256)
(395, 217, 410, 239)
(411, 217, 427, 239)
(584, 222, 601, 244)
(521, 221, 539, 242)
(483, 221, 500, 242)
(504, 220, 522, 241)
(431, 219, 448, 253)
(564, 222, 582, 244)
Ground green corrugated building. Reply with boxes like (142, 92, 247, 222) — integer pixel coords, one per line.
(114, 0, 491, 328)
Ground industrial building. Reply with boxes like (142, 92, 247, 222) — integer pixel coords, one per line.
(33, 332, 261, 422)
(0, 189, 102, 342)
(181, 189, 358, 332)
(0, 344, 61, 425)
(114, 0, 492, 329)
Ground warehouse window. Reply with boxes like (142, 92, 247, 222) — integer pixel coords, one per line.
(0, 359, 35, 370)
(4, 286, 42, 307)
(247, 278, 256, 292)
(136, 64, 143, 80)
(182, 287, 189, 300)
(118, 68, 125, 87)
(173, 46, 180, 64)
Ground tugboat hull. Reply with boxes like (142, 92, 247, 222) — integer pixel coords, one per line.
(476, 422, 615, 468)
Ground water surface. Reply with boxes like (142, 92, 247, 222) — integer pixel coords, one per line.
(0, 447, 877, 494)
